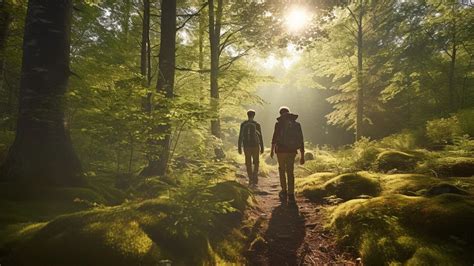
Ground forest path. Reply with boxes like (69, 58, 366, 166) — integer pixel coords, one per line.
(236, 167, 356, 265)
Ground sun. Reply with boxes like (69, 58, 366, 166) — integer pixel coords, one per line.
(284, 7, 311, 33)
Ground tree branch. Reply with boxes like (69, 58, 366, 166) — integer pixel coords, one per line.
(176, 2, 208, 31)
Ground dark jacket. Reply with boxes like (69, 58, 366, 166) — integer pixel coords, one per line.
(271, 113, 304, 153)
(238, 120, 264, 150)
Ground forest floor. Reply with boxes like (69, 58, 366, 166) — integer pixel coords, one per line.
(236, 167, 357, 265)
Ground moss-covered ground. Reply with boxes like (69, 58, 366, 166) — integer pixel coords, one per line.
(0, 175, 254, 265)
(295, 145, 474, 265)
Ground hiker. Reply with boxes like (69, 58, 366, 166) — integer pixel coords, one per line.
(238, 109, 264, 186)
(271, 106, 305, 203)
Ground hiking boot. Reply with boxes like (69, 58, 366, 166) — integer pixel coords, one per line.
(279, 190, 287, 201)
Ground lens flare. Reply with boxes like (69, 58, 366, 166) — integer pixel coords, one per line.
(285, 7, 311, 33)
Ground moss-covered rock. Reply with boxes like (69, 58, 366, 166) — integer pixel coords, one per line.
(379, 174, 439, 196)
(375, 151, 418, 172)
(299, 173, 381, 202)
(433, 157, 474, 177)
(2, 181, 252, 265)
(330, 194, 474, 265)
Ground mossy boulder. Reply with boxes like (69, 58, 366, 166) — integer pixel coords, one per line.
(375, 151, 418, 172)
(299, 173, 381, 202)
(2, 181, 252, 265)
(433, 157, 474, 177)
(330, 194, 474, 265)
(379, 174, 439, 196)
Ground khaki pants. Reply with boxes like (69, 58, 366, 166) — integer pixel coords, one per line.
(277, 153, 296, 194)
(244, 146, 260, 184)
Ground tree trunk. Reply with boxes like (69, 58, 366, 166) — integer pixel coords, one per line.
(123, 0, 131, 42)
(355, 5, 364, 142)
(0, 0, 10, 94)
(447, 7, 457, 112)
(141, 0, 176, 177)
(209, 0, 223, 139)
(0, 0, 83, 186)
(140, 0, 150, 85)
(199, 2, 205, 95)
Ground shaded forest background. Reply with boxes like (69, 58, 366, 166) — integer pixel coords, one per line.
(0, 0, 472, 177)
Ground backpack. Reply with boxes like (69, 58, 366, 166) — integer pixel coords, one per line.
(243, 121, 260, 146)
(279, 120, 301, 150)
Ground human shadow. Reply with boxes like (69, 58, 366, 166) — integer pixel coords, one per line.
(264, 201, 306, 265)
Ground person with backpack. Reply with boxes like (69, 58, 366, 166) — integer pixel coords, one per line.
(238, 109, 264, 186)
(270, 106, 305, 203)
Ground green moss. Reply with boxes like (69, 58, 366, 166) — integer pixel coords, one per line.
(379, 174, 440, 195)
(330, 194, 474, 265)
(299, 173, 381, 202)
(209, 181, 254, 211)
(432, 157, 474, 177)
(375, 151, 418, 172)
(3, 181, 252, 265)
(295, 172, 338, 188)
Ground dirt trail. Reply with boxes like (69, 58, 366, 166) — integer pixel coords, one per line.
(236, 168, 356, 265)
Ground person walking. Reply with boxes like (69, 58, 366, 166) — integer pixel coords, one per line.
(270, 106, 305, 203)
(238, 109, 264, 186)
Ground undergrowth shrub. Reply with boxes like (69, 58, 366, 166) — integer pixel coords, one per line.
(426, 116, 462, 144)
(352, 137, 379, 170)
(162, 178, 237, 239)
(378, 131, 418, 151)
(457, 108, 474, 136)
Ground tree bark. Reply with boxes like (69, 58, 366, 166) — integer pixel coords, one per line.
(0, 0, 10, 94)
(0, 0, 83, 186)
(447, 6, 457, 112)
(140, 0, 150, 85)
(209, 0, 223, 139)
(355, 4, 364, 142)
(141, 0, 176, 177)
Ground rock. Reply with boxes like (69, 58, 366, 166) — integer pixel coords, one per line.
(425, 183, 469, 196)
(433, 157, 474, 177)
(356, 194, 373, 199)
(304, 152, 315, 161)
(375, 150, 418, 172)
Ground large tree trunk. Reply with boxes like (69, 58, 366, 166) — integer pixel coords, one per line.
(0, 1, 10, 94)
(141, 0, 176, 177)
(209, 0, 223, 139)
(0, 0, 83, 186)
(355, 5, 364, 142)
(140, 0, 150, 85)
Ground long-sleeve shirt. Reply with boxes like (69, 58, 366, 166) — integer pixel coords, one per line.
(238, 120, 264, 151)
